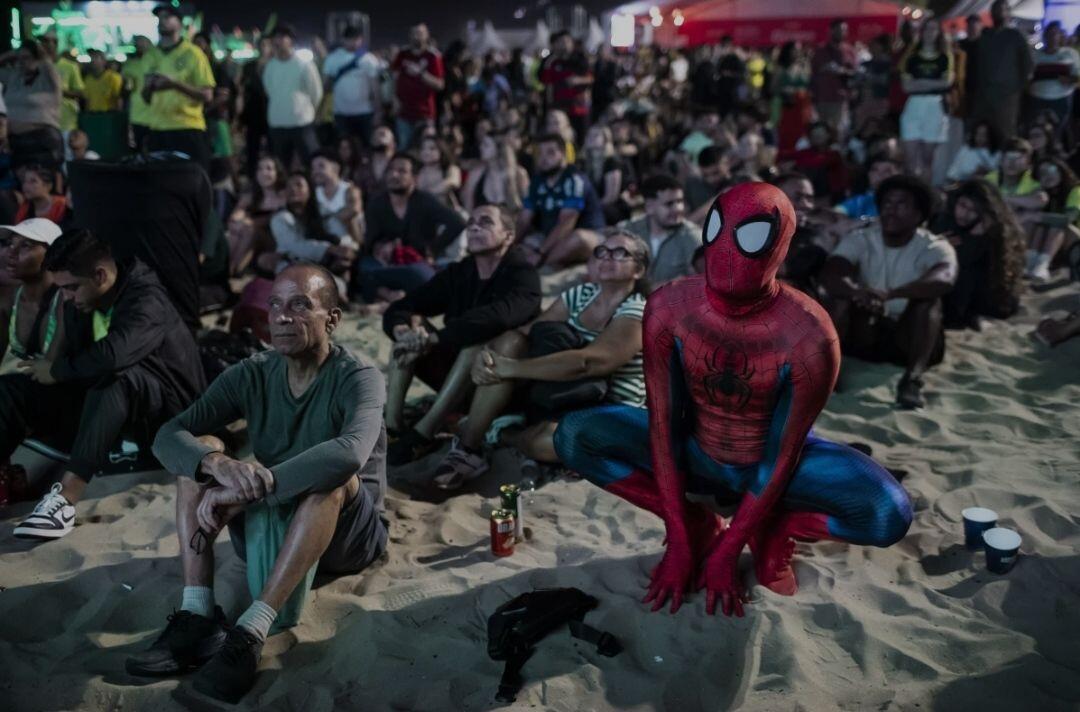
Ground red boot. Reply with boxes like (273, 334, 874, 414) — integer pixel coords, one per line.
(749, 512, 831, 596)
(607, 471, 726, 572)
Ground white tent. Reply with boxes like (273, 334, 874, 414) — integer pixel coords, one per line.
(942, 0, 1045, 20)
(586, 17, 607, 52)
(526, 19, 552, 53)
(468, 20, 509, 55)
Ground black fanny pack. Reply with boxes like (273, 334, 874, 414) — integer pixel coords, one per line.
(487, 587, 621, 704)
(526, 321, 608, 417)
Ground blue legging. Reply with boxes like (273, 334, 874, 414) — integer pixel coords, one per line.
(553, 405, 912, 546)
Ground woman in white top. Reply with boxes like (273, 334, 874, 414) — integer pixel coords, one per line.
(311, 149, 364, 246)
(267, 173, 357, 290)
(899, 19, 954, 183)
(432, 230, 651, 489)
(947, 121, 1001, 183)
(416, 136, 462, 210)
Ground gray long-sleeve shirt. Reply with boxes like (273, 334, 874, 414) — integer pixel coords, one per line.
(619, 216, 700, 285)
(152, 344, 387, 510)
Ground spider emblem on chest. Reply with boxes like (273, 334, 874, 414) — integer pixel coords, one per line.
(702, 342, 755, 411)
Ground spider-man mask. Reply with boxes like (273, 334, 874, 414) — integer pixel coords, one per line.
(701, 182, 796, 305)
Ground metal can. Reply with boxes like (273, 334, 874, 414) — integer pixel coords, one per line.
(499, 484, 524, 540)
(490, 509, 516, 557)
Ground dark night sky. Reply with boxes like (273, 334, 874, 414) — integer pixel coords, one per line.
(200, 0, 618, 47)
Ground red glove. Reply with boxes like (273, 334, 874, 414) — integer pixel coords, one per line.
(644, 540, 695, 613)
(696, 541, 749, 617)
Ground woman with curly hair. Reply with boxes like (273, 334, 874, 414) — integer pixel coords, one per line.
(942, 179, 1027, 327)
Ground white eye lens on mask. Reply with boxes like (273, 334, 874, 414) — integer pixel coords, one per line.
(734, 220, 774, 255)
(704, 208, 723, 245)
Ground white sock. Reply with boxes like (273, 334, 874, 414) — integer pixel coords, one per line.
(1025, 249, 1039, 272)
(180, 586, 215, 618)
(235, 600, 277, 642)
(1033, 252, 1052, 270)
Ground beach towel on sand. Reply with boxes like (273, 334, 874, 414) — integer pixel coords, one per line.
(244, 501, 316, 631)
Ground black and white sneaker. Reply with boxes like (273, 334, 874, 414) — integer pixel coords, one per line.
(191, 626, 263, 703)
(896, 374, 926, 410)
(13, 483, 76, 540)
(126, 607, 228, 677)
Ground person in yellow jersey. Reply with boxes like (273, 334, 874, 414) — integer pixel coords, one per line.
(39, 31, 84, 137)
(122, 36, 157, 152)
(142, 5, 214, 171)
(83, 50, 123, 112)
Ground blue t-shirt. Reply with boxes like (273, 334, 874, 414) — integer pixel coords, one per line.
(523, 166, 606, 235)
(0, 151, 15, 190)
(837, 191, 878, 219)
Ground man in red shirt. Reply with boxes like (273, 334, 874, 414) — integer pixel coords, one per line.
(540, 31, 593, 145)
(391, 23, 445, 150)
(811, 20, 857, 138)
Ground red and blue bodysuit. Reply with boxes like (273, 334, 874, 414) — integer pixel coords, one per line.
(554, 182, 912, 616)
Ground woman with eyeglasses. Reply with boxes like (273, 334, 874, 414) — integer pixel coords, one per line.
(431, 230, 651, 490)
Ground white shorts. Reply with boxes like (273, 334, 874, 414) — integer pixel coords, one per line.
(900, 95, 949, 144)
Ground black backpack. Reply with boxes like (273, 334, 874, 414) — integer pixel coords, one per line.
(487, 588, 621, 704)
(198, 329, 266, 384)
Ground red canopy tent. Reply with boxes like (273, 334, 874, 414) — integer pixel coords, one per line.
(643, 0, 901, 47)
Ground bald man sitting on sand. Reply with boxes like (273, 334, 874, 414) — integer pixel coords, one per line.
(126, 264, 388, 704)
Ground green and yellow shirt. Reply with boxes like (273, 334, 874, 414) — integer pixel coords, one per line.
(146, 40, 215, 131)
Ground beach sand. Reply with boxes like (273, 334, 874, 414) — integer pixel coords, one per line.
(1, 273, 1078, 712)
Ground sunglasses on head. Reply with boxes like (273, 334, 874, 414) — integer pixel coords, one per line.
(466, 215, 500, 230)
(593, 245, 640, 261)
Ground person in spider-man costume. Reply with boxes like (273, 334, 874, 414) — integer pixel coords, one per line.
(553, 182, 912, 616)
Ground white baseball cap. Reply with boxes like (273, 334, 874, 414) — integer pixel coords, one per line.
(0, 218, 63, 247)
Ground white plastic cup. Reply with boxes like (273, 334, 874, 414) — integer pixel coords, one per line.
(982, 527, 1022, 574)
(962, 507, 998, 550)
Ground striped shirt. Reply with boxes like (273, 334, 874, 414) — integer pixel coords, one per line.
(560, 282, 646, 407)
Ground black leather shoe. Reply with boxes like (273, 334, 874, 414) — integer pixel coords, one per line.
(191, 626, 263, 704)
(126, 607, 227, 677)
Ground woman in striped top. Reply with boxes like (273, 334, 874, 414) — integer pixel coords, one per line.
(433, 230, 652, 489)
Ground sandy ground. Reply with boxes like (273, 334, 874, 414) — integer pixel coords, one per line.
(1, 271, 1078, 712)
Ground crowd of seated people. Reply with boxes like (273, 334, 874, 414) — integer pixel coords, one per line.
(3, 3, 1080, 701)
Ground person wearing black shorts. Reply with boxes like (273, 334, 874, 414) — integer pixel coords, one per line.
(823, 176, 958, 409)
(382, 204, 541, 466)
(126, 264, 388, 704)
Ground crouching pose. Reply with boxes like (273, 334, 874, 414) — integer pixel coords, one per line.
(554, 183, 913, 617)
(127, 265, 388, 703)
